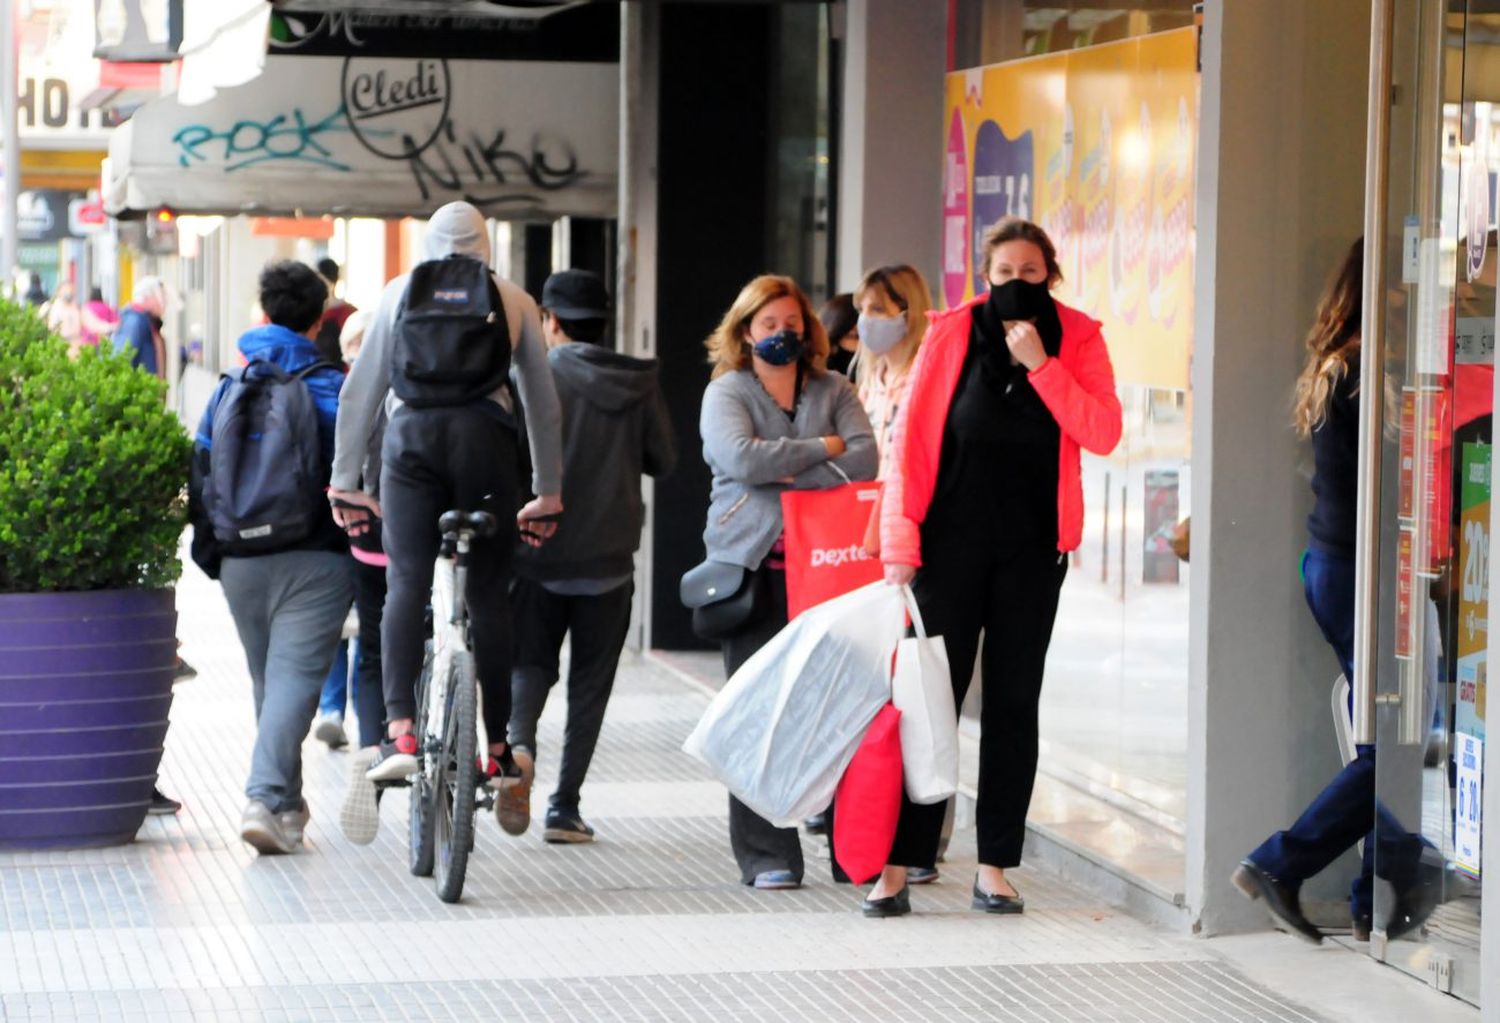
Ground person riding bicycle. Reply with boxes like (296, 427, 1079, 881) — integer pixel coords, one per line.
(329, 201, 564, 838)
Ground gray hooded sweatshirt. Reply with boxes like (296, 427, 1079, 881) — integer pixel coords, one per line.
(515, 341, 676, 584)
(331, 201, 563, 497)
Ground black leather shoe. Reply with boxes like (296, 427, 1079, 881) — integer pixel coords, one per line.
(971, 880, 1024, 914)
(862, 885, 911, 918)
(803, 811, 829, 836)
(1386, 874, 1442, 941)
(1231, 859, 1322, 944)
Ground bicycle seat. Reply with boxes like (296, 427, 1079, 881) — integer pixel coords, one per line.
(438, 509, 499, 538)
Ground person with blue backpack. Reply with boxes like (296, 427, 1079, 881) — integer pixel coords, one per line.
(188, 260, 353, 855)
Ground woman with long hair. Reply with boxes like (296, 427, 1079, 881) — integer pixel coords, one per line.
(1233, 238, 1435, 944)
(871, 217, 1122, 917)
(694, 274, 877, 889)
(853, 264, 933, 466)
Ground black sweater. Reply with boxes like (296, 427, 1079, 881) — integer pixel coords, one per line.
(1306, 355, 1360, 559)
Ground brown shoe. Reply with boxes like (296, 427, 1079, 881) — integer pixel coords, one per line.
(492, 747, 534, 836)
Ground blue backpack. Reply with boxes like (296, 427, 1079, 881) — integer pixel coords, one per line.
(203, 360, 334, 555)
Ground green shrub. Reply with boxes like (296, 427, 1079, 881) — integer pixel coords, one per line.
(0, 297, 191, 591)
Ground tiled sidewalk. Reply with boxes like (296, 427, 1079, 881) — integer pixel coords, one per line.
(0, 564, 1476, 1022)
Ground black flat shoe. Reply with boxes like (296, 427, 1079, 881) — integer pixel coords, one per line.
(971, 879, 1024, 914)
(862, 885, 911, 918)
(1231, 859, 1322, 944)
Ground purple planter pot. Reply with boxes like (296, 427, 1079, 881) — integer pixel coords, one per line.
(0, 588, 176, 849)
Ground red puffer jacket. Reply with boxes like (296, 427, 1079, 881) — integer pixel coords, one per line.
(880, 295, 1123, 566)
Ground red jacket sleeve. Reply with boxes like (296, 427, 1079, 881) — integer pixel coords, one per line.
(1028, 327, 1123, 455)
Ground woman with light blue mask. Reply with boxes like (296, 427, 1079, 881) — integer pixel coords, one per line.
(853, 265, 934, 475)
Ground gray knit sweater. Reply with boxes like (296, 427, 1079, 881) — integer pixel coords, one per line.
(698, 368, 878, 571)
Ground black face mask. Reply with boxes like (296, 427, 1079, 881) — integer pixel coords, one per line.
(986, 278, 1053, 322)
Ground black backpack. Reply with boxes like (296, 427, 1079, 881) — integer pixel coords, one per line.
(203, 361, 333, 555)
(392, 255, 511, 408)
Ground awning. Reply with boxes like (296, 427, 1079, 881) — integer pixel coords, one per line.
(105, 54, 619, 221)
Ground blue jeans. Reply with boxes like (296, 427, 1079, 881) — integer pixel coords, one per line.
(319, 639, 352, 717)
(1248, 549, 1425, 919)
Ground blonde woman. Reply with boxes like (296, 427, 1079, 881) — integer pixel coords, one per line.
(693, 274, 877, 889)
(1234, 238, 1436, 945)
(853, 264, 933, 468)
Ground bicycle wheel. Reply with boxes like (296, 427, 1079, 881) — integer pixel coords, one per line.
(433, 649, 479, 904)
(408, 640, 436, 877)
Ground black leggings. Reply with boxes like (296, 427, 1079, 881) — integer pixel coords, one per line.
(885, 541, 1068, 870)
(380, 405, 519, 741)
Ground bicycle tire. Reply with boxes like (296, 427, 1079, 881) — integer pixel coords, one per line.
(408, 640, 436, 877)
(434, 649, 479, 904)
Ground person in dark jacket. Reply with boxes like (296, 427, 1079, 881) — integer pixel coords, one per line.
(507, 270, 677, 843)
(114, 277, 168, 379)
(188, 261, 353, 856)
(1233, 239, 1436, 944)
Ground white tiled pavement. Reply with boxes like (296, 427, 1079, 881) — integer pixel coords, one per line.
(0, 561, 1481, 1022)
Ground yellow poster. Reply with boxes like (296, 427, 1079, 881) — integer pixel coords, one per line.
(942, 29, 1198, 391)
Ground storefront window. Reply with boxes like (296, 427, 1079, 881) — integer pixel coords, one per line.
(952, 1, 1197, 69)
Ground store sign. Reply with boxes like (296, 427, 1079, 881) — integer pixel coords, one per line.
(1455, 732, 1483, 880)
(942, 28, 1197, 390)
(1459, 442, 1491, 743)
(267, 5, 618, 63)
(15, 190, 93, 242)
(107, 55, 619, 220)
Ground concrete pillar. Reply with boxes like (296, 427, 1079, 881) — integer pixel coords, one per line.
(835, 0, 947, 292)
(1188, 0, 1374, 933)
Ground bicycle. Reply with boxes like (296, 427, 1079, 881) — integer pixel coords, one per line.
(405, 507, 498, 904)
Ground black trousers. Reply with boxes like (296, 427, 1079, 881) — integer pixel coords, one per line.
(885, 541, 1068, 870)
(719, 566, 805, 884)
(507, 577, 635, 811)
(350, 557, 388, 749)
(380, 406, 519, 741)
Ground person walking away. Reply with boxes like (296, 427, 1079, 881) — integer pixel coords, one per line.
(315, 310, 380, 754)
(115, 277, 169, 380)
(329, 201, 564, 841)
(315, 258, 357, 369)
(695, 274, 877, 890)
(1233, 238, 1438, 943)
(80, 288, 119, 350)
(819, 293, 859, 377)
(22, 272, 47, 308)
(188, 261, 353, 855)
(43, 280, 84, 356)
(871, 217, 1123, 918)
(506, 270, 676, 844)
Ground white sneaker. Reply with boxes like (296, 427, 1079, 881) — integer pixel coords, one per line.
(241, 799, 295, 855)
(279, 802, 310, 847)
(340, 746, 381, 845)
(314, 712, 348, 750)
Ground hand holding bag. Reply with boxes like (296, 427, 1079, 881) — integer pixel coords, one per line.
(891, 585, 958, 805)
(832, 703, 904, 885)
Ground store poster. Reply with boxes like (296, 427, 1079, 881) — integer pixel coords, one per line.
(942, 28, 1197, 391)
(1458, 443, 1490, 742)
(1455, 733, 1483, 880)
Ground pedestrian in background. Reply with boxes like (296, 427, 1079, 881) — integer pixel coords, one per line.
(23, 272, 47, 308)
(315, 257, 357, 369)
(80, 288, 119, 349)
(43, 280, 84, 355)
(819, 293, 859, 377)
(189, 261, 353, 855)
(695, 274, 877, 890)
(507, 269, 677, 844)
(115, 277, 168, 379)
(870, 217, 1122, 917)
(1233, 238, 1436, 944)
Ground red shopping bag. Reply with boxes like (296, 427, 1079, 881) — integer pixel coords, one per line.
(781, 483, 883, 618)
(832, 703, 903, 885)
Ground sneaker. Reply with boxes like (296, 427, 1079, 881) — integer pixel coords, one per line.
(492, 747, 534, 836)
(543, 807, 595, 844)
(366, 734, 420, 783)
(279, 802, 310, 847)
(314, 711, 349, 750)
(753, 870, 801, 890)
(340, 746, 381, 845)
(172, 657, 198, 683)
(147, 787, 182, 815)
(907, 866, 939, 885)
(240, 799, 295, 855)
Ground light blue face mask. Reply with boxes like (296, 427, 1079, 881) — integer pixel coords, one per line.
(857, 312, 907, 355)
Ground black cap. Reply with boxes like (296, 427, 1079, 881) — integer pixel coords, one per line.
(542, 269, 610, 320)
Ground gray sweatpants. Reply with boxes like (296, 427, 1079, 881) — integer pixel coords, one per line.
(220, 550, 353, 814)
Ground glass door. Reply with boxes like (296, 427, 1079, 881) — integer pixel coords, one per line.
(1370, 0, 1486, 1002)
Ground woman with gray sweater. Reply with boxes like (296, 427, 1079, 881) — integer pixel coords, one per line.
(695, 274, 878, 890)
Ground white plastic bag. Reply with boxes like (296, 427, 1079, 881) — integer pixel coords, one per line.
(891, 586, 957, 804)
(682, 581, 907, 825)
